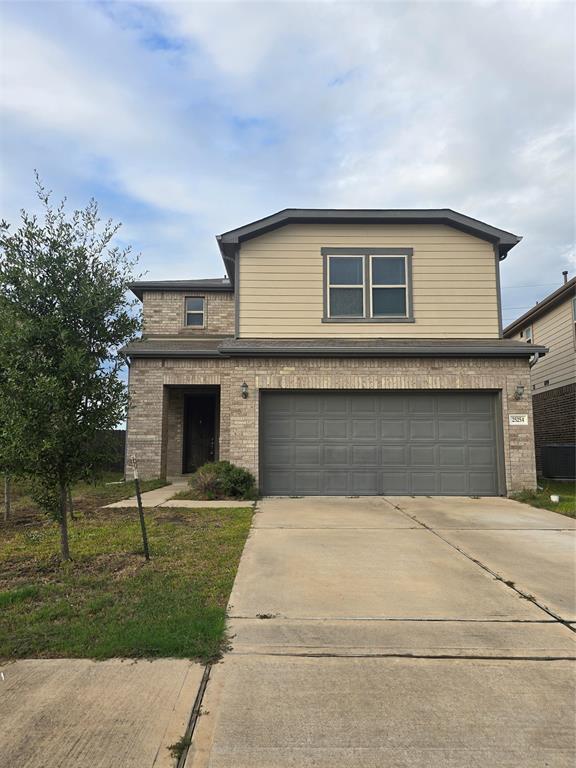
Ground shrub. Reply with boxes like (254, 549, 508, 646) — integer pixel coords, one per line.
(188, 461, 257, 500)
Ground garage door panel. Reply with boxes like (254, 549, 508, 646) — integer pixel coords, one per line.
(381, 446, 407, 465)
(469, 446, 496, 465)
(324, 445, 349, 465)
(469, 472, 498, 494)
(438, 420, 466, 440)
(407, 395, 436, 414)
(294, 445, 322, 466)
(352, 445, 380, 465)
(410, 420, 436, 439)
(261, 392, 500, 496)
(439, 473, 469, 494)
(467, 397, 493, 414)
(468, 421, 494, 440)
(323, 472, 349, 494)
(267, 445, 292, 465)
(351, 420, 378, 439)
(324, 419, 348, 439)
(381, 420, 407, 439)
(268, 418, 293, 438)
(439, 446, 467, 466)
(351, 472, 380, 494)
(411, 472, 438, 494)
(381, 472, 410, 494)
(438, 396, 466, 414)
(293, 472, 322, 494)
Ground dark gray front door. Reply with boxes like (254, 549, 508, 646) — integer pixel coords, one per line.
(260, 391, 500, 496)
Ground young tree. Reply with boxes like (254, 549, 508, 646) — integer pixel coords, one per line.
(0, 177, 141, 559)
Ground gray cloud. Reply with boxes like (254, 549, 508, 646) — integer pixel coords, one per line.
(0, 0, 573, 321)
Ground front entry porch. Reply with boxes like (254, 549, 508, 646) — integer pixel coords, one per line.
(164, 385, 220, 478)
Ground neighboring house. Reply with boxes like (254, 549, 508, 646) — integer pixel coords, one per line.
(123, 209, 545, 496)
(504, 275, 576, 479)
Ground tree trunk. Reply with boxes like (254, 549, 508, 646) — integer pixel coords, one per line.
(67, 485, 75, 521)
(3, 476, 10, 522)
(59, 481, 70, 561)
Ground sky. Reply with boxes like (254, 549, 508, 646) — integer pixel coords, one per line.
(0, 0, 574, 328)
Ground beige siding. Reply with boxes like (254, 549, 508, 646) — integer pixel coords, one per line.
(238, 224, 500, 338)
(142, 290, 234, 336)
(511, 298, 576, 391)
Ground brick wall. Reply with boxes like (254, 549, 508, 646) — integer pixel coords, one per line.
(142, 290, 235, 336)
(125, 356, 537, 493)
(532, 382, 576, 474)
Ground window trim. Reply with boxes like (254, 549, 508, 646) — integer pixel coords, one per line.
(322, 247, 414, 323)
(523, 324, 533, 343)
(184, 295, 206, 328)
(327, 254, 366, 319)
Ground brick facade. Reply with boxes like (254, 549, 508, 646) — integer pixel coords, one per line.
(125, 355, 537, 494)
(532, 382, 576, 474)
(142, 290, 234, 336)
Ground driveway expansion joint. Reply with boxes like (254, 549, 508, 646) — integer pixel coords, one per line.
(176, 664, 211, 768)
(383, 498, 576, 634)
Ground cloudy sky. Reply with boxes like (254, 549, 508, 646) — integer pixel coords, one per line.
(0, 0, 574, 327)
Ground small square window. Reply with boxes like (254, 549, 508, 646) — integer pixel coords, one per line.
(185, 297, 204, 327)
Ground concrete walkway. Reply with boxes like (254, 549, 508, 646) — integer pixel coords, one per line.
(105, 482, 253, 509)
(0, 659, 204, 768)
(187, 496, 576, 768)
(105, 481, 188, 508)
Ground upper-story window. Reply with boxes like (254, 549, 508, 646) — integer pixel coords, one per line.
(572, 296, 576, 348)
(323, 248, 413, 322)
(185, 296, 205, 327)
(521, 325, 533, 343)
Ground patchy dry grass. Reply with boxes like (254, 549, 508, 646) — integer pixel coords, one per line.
(511, 479, 576, 518)
(0, 477, 253, 661)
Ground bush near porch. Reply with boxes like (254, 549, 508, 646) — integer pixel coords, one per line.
(175, 461, 258, 501)
(0, 475, 253, 660)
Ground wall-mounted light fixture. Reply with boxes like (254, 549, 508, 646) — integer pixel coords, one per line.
(514, 384, 525, 400)
(241, 381, 249, 399)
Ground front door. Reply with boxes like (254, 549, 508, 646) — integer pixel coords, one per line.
(183, 393, 217, 474)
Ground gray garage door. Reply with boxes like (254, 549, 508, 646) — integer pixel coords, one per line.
(260, 391, 500, 496)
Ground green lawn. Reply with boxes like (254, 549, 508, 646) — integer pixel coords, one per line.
(511, 479, 576, 518)
(0, 477, 253, 661)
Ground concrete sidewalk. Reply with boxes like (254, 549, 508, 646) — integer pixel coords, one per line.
(105, 482, 253, 509)
(187, 496, 576, 768)
(0, 659, 204, 768)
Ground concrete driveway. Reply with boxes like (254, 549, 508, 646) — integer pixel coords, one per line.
(188, 496, 576, 768)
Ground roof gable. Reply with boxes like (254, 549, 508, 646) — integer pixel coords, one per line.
(217, 208, 521, 278)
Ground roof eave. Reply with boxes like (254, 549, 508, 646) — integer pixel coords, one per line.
(503, 277, 576, 337)
(217, 209, 521, 264)
(217, 343, 547, 359)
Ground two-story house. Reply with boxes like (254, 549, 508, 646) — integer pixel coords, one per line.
(123, 209, 545, 496)
(504, 275, 575, 479)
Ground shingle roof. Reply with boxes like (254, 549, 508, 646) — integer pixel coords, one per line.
(122, 336, 546, 359)
(218, 338, 546, 357)
(129, 278, 232, 301)
(121, 338, 231, 358)
(503, 277, 576, 337)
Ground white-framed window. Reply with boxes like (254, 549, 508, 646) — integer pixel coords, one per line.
(327, 255, 365, 318)
(521, 325, 533, 343)
(572, 296, 576, 348)
(326, 252, 410, 320)
(185, 296, 205, 327)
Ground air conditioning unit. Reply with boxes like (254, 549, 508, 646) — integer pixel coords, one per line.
(541, 444, 576, 480)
